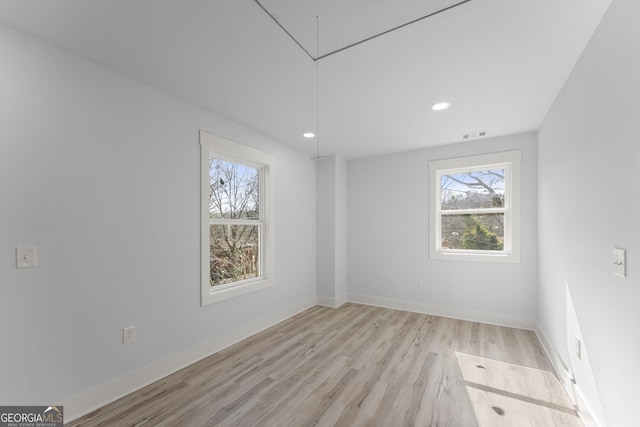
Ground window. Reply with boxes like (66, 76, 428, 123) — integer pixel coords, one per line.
(429, 150, 521, 263)
(200, 131, 274, 305)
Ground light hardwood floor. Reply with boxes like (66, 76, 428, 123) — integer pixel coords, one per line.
(67, 303, 581, 426)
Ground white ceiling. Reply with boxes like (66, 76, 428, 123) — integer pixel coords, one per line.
(0, 0, 611, 159)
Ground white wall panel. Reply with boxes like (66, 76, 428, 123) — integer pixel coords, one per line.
(0, 24, 316, 409)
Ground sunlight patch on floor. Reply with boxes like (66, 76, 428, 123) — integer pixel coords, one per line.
(455, 352, 583, 427)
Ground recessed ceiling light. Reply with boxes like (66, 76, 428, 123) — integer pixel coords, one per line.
(303, 132, 315, 138)
(432, 102, 451, 111)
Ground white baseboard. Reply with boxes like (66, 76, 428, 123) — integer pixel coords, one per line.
(348, 293, 536, 330)
(535, 327, 605, 427)
(317, 294, 348, 308)
(62, 297, 317, 423)
(535, 328, 575, 395)
(574, 384, 604, 427)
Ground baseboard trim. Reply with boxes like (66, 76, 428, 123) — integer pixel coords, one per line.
(347, 293, 536, 330)
(535, 328, 575, 394)
(574, 383, 604, 427)
(62, 296, 318, 423)
(317, 294, 348, 308)
(535, 327, 605, 427)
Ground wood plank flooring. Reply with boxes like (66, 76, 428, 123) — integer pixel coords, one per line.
(67, 303, 581, 426)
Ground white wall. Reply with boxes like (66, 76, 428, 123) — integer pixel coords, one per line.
(316, 157, 336, 302)
(0, 24, 316, 410)
(335, 156, 348, 301)
(537, 0, 639, 425)
(347, 132, 537, 327)
(316, 155, 347, 306)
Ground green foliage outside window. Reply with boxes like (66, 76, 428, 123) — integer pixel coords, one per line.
(461, 217, 503, 250)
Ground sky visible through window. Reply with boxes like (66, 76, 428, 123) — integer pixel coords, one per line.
(208, 158, 261, 286)
(441, 169, 505, 209)
(209, 159, 259, 219)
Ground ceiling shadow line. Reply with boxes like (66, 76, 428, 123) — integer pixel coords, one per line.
(254, 0, 316, 61)
(254, 0, 475, 62)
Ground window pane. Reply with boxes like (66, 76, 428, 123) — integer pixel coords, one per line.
(209, 159, 259, 219)
(441, 169, 505, 210)
(209, 224, 260, 286)
(441, 213, 504, 251)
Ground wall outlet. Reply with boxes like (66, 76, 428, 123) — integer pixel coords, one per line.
(574, 335, 582, 360)
(415, 279, 423, 288)
(123, 326, 136, 344)
(16, 247, 37, 268)
(612, 248, 626, 278)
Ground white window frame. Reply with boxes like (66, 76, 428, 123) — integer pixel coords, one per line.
(429, 150, 521, 263)
(200, 130, 274, 305)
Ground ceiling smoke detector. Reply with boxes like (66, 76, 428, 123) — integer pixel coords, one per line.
(462, 130, 488, 140)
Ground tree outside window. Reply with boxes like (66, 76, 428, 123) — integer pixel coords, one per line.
(200, 130, 273, 305)
(208, 159, 261, 287)
(440, 169, 505, 251)
(429, 150, 521, 263)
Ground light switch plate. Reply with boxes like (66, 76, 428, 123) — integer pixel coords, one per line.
(16, 247, 37, 268)
(612, 248, 626, 278)
(123, 326, 136, 344)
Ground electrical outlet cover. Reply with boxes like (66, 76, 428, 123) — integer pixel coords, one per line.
(123, 326, 136, 344)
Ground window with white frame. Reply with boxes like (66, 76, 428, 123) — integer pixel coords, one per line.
(200, 131, 274, 305)
(429, 150, 521, 263)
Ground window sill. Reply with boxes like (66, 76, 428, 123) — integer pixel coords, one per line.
(202, 278, 272, 305)
(431, 250, 520, 264)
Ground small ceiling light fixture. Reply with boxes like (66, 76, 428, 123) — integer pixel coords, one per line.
(432, 102, 452, 111)
(303, 132, 315, 138)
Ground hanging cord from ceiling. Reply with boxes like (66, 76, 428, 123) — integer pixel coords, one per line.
(310, 15, 324, 160)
